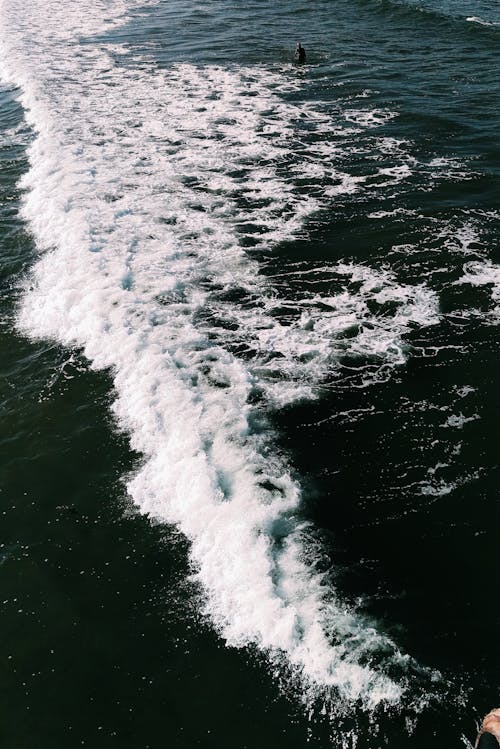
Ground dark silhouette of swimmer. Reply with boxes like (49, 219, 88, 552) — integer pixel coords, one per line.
(294, 41, 306, 63)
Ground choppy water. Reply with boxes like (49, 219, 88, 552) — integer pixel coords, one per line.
(0, 0, 498, 746)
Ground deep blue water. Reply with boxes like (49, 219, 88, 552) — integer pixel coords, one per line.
(0, 1, 499, 746)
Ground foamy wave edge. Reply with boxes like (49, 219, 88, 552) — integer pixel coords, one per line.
(0, 0, 442, 716)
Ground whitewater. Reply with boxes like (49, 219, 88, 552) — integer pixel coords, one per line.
(0, 0, 454, 716)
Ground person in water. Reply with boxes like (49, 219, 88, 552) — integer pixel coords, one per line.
(294, 41, 306, 63)
(476, 709, 500, 748)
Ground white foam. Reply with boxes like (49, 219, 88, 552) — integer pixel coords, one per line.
(420, 464, 482, 499)
(442, 413, 480, 429)
(456, 260, 500, 317)
(0, 118, 29, 147)
(375, 136, 410, 155)
(0, 0, 442, 713)
(435, 222, 485, 259)
(420, 480, 455, 498)
(466, 16, 497, 26)
(368, 208, 417, 219)
(372, 163, 414, 186)
(426, 156, 476, 182)
(344, 108, 398, 128)
(454, 385, 476, 398)
(441, 221, 500, 320)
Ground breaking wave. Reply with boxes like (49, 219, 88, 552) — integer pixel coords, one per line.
(0, 0, 446, 716)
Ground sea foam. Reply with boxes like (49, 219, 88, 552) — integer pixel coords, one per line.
(0, 0, 442, 713)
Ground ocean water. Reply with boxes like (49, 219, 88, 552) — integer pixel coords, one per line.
(0, 0, 498, 746)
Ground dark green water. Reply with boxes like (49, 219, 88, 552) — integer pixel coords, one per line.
(1, 0, 499, 746)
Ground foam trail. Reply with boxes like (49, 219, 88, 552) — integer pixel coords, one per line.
(0, 0, 441, 712)
(466, 16, 498, 26)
